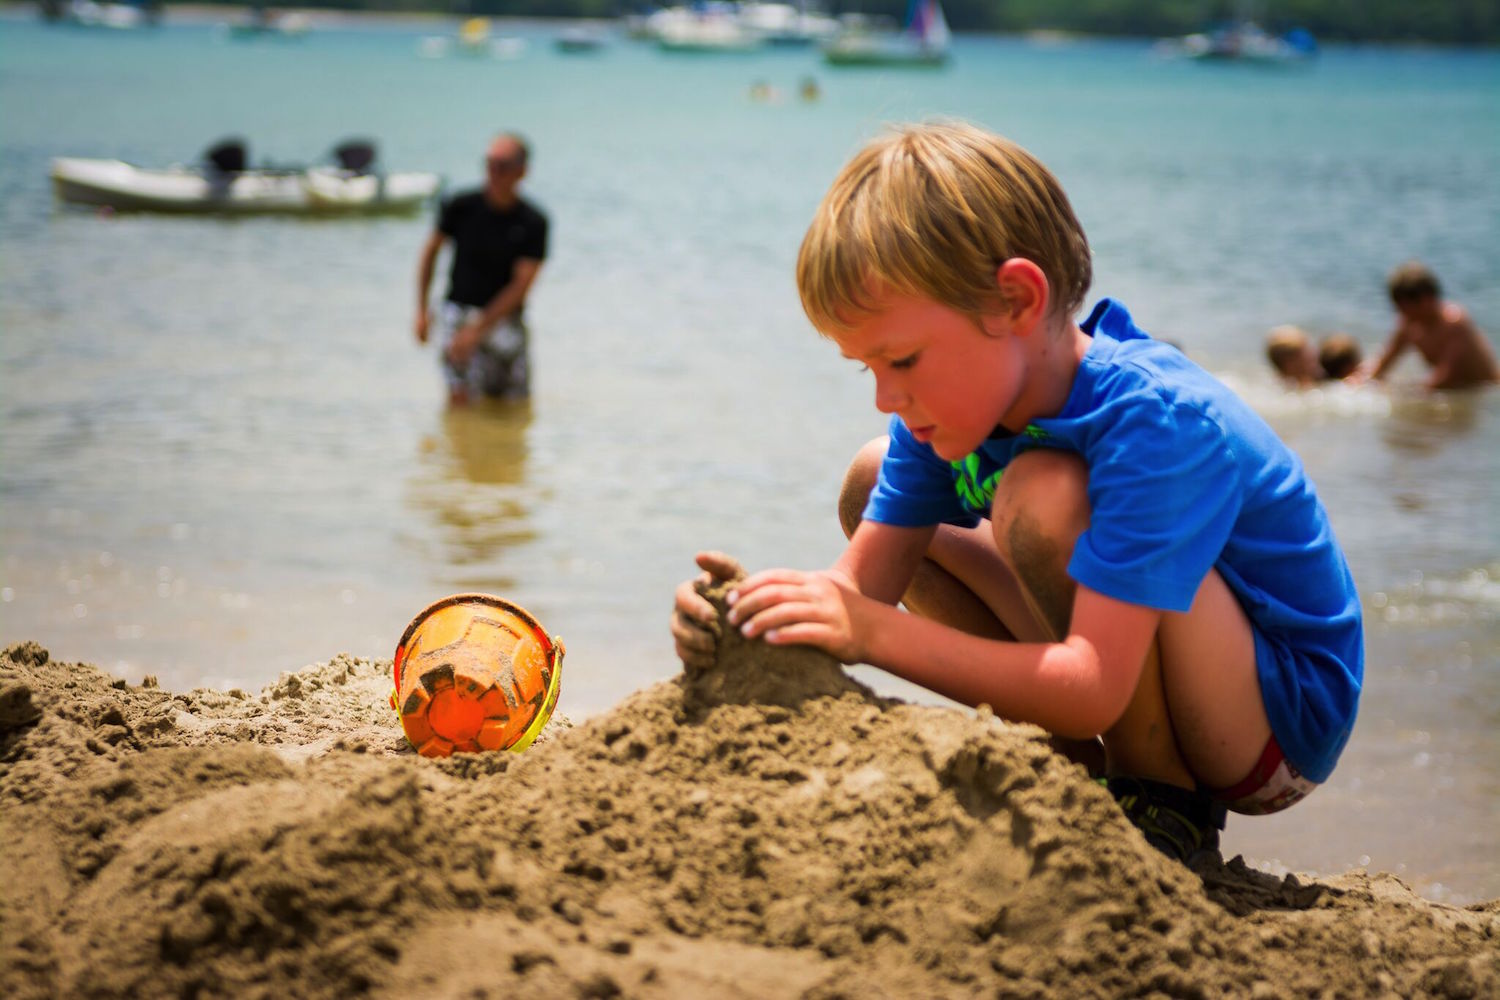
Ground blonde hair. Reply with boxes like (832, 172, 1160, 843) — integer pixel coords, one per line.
(796, 121, 1092, 335)
(1265, 325, 1312, 375)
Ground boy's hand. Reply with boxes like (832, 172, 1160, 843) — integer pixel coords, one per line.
(670, 551, 746, 669)
(725, 568, 867, 664)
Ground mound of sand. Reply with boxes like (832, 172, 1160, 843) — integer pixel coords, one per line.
(2, 631, 1495, 999)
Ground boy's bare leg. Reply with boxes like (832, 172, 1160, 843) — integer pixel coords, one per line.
(990, 448, 1270, 790)
(984, 449, 1195, 784)
(840, 438, 1022, 641)
(839, 439, 1100, 771)
(1156, 570, 1270, 788)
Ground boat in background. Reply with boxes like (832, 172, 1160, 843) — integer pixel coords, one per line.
(737, 2, 839, 47)
(555, 22, 611, 53)
(418, 17, 526, 60)
(651, 4, 760, 53)
(47, 0, 159, 29)
(635, 3, 839, 52)
(50, 139, 442, 217)
(823, 0, 950, 68)
(226, 5, 311, 40)
(1156, 0, 1316, 65)
(457, 16, 492, 53)
(1159, 20, 1316, 64)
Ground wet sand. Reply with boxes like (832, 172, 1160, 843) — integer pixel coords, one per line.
(2, 630, 1496, 999)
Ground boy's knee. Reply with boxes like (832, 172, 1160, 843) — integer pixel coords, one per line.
(838, 437, 889, 539)
(991, 449, 1090, 568)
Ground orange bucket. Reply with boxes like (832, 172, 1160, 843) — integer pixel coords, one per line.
(390, 594, 563, 758)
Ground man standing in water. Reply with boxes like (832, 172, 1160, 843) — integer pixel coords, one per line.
(414, 133, 549, 405)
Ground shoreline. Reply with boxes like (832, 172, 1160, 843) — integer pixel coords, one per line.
(3, 638, 1495, 997)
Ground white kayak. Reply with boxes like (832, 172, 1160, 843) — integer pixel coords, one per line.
(50, 157, 443, 216)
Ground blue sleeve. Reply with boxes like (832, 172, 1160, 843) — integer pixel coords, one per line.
(1069, 396, 1241, 612)
(863, 416, 978, 528)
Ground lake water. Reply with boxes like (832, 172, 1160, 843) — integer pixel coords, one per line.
(1, 11, 1496, 903)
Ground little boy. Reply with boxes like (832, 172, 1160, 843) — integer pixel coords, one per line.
(671, 122, 1364, 865)
(1265, 327, 1364, 385)
(1369, 261, 1497, 390)
(1317, 333, 1363, 381)
(1265, 325, 1322, 385)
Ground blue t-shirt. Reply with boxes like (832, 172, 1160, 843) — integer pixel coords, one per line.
(864, 298, 1363, 783)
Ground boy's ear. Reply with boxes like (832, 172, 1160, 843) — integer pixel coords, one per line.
(993, 259, 1050, 335)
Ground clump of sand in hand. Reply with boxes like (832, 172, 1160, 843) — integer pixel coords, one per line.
(683, 566, 876, 711)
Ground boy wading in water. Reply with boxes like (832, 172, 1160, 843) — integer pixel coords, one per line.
(671, 123, 1364, 865)
(1368, 261, 1498, 391)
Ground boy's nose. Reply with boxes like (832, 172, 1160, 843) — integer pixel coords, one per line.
(873, 374, 907, 414)
(876, 371, 906, 413)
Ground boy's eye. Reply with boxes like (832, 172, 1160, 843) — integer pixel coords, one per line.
(890, 353, 919, 370)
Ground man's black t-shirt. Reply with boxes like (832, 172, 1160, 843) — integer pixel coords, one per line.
(438, 190, 549, 309)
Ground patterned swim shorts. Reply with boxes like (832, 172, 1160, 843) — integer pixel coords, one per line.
(434, 301, 530, 400)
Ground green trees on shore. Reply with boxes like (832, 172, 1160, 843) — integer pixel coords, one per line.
(187, 0, 1500, 46)
(937, 1, 1498, 45)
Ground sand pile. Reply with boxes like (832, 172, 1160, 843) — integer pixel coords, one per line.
(2, 631, 1496, 999)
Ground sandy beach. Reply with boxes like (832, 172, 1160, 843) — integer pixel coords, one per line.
(2, 613, 1496, 998)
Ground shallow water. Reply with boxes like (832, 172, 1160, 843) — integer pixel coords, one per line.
(0, 12, 1496, 902)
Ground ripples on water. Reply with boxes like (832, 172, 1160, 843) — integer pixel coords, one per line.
(0, 14, 1496, 901)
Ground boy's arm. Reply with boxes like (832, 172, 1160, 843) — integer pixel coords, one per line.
(830, 519, 937, 605)
(858, 583, 1154, 738)
(731, 570, 1156, 740)
(1368, 325, 1411, 381)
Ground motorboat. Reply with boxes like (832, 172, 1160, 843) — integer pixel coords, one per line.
(1154, 1, 1316, 65)
(823, 0, 950, 67)
(650, 5, 760, 53)
(50, 139, 443, 216)
(227, 6, 311, 40)
(737, 2, 839, 46)
(555, 22, 611, 53)
(1172, 22, 1316, 63)
(52, 0, 157, 28)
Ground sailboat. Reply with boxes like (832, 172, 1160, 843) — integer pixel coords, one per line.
(1157, 0, 1316, 65)
(823, 0, 950, 68)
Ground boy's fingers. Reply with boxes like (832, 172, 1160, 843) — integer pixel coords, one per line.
(670, 610, 718, 669)
(695, 550, 746, 583)
(670, 614, 715, 652)
(759, 621, 829, 650)
(736, 596, 821, 638)
(726, 571, 811, 617)
(674, 578, 719, 626)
